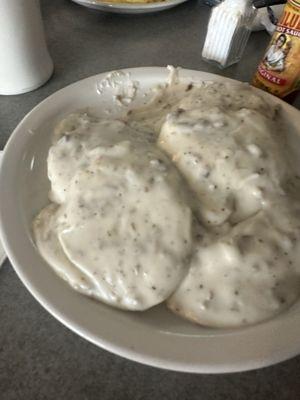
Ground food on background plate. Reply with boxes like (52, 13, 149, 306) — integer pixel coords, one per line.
(94, 0, 164, 3)
(33, 73, 300, 328)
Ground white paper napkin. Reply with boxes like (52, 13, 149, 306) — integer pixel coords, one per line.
(0, 151, 6, 266)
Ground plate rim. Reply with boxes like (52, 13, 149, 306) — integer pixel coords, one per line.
(1, 67, 300, 373)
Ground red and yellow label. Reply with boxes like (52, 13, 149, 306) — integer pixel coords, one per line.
(252, 0, 300, 98)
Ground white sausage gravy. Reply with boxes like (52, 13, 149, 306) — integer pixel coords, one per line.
(33, 76, 300, 327)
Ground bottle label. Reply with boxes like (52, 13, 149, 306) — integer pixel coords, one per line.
(252, 0, 300, 98)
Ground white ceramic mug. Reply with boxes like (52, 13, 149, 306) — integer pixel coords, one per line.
(0, 0, 53, 95)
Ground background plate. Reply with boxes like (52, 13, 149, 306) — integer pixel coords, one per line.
(71, 0, 189, 14)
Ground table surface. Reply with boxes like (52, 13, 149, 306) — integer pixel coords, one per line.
(1, 0, 300, 399)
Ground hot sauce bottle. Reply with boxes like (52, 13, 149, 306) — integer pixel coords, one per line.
(252, 0, 300, 101)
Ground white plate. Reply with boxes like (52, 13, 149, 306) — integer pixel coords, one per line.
(1, 67, 300, 373)
(71, 0, 189, 14)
